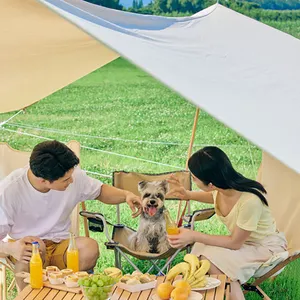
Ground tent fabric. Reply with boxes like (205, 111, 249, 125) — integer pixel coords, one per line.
(0, 0, 118, 113)
(258, 152, 300, 254)
(36, 0, 300, 175)
(35, 0, 300, 255)
(1, 0, 299, 253)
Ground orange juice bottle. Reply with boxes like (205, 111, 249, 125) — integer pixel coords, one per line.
(164, 210, 180, 235)
(30, 242, 43, 289)
(67, 232, 79, 272)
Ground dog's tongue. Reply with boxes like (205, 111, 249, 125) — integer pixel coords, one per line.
(148, 207, 157, 216)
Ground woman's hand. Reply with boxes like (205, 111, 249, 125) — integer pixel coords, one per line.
(166, 174, 190, 200)
(167, 228, 196, 248)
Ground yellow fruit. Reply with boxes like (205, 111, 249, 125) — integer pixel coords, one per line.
(193, 260, 210, 278)
(187, 274, 205, 285)
(166, 262, 190, 281)
(170, 287, 189, 300)
(184, 254, 199, 279)
(103, 267, 122, 279)
(174, 280, 191, 295)
(190, 276, 207, 288)
(157, 281, 174, 300)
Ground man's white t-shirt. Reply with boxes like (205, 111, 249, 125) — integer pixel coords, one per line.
(0, 166, 102, 242)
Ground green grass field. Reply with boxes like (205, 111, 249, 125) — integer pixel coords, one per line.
(265, 20, 300, 38)
(1, 19, 299, 300)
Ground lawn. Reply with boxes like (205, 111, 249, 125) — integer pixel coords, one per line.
(1, 21, 299, 300)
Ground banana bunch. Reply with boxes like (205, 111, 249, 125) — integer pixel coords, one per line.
(166, 262, 190, 281)
(103, 267, 123, 280)
(166, 254, 210, 289)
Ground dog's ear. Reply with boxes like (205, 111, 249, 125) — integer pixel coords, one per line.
(160, 180, 169, 194)
(138, 181, 148, 192)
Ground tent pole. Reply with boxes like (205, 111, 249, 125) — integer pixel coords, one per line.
(176, 107, 200, 223)
(186, 108, 200, 170)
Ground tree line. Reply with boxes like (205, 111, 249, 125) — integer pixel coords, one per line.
(84, 0, 300, 21)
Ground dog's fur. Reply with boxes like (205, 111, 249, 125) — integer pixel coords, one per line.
(129, 180, 171, 253)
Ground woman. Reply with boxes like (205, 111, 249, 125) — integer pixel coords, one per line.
(167, 146, 287, 300)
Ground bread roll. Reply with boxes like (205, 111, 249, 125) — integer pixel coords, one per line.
(48, 271, 64, 285)
(75, 271, 89, 279)
(46, 266, 59, 276)
(61, 269, 73, 277)
(65, 275, 79, 288)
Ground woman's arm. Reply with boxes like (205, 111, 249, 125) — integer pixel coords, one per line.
(167, 175, 214, 204)
(185, 190, 214, 204)
(168, 226, 251, 250)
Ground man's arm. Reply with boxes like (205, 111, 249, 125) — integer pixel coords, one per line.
(0, 241, 10, 258)
(96, 184, 142, 217)
(0, 237, 41, 262)
(0, 218, 11, 258)
(95, 184, 130, 204)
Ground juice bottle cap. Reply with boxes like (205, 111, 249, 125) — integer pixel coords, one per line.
(32, 241, 39, 245)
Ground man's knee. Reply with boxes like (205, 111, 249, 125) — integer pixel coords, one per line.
(76, 237, 99, 270)
(14, 261, 30, 291)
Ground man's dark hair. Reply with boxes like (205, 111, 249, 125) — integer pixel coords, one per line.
(30, 140, 80, 182)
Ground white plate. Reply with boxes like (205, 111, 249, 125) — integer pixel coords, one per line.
(192, 277, 221, 291)
(152, 291, 202, 300)
(173, 277, 221, 291)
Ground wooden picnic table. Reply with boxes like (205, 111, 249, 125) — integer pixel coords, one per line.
(15, 274, 230, 300)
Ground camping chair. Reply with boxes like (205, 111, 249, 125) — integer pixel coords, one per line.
(242, 251, 300, 299)
(242, 152, 300, 299)
(0, 141, 89, 300)
(80, 170, 215, 275)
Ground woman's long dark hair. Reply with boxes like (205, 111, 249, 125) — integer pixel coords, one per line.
(188, 146, 268, 206)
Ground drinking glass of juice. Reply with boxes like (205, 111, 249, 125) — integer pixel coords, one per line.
(164, 210, 180, 235)
(67, 232, 79, 272)
(30, 242, 43, 289)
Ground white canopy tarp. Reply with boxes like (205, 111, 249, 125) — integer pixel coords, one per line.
(37, 0, 300, 174)
(1, 0, 299, 252)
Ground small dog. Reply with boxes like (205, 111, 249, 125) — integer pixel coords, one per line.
(129, 180, 171, 253)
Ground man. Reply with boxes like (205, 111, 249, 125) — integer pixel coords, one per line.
(0, 140, 141, 290)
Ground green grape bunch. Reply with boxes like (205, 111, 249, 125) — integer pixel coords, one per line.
(78, 273, 118, 300)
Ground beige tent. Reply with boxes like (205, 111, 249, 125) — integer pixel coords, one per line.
(0, 0, 119, 113)
(0, 0, 299, 266)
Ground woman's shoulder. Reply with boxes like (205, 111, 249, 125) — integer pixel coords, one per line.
(238, 192, 264, 208)
(212, 190, 218, 203)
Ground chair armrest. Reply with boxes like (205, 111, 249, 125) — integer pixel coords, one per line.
(184, 208, 215, 230)
(79, 211, 114, 243)
(0, 257, 15, 271)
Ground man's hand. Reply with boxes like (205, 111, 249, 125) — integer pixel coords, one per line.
(125, 192, 142, 218)
(167, 228, 195, 249)
(9, 236, 43, 263)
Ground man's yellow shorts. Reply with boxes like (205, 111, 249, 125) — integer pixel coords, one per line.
(9, 239, 69, 270)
